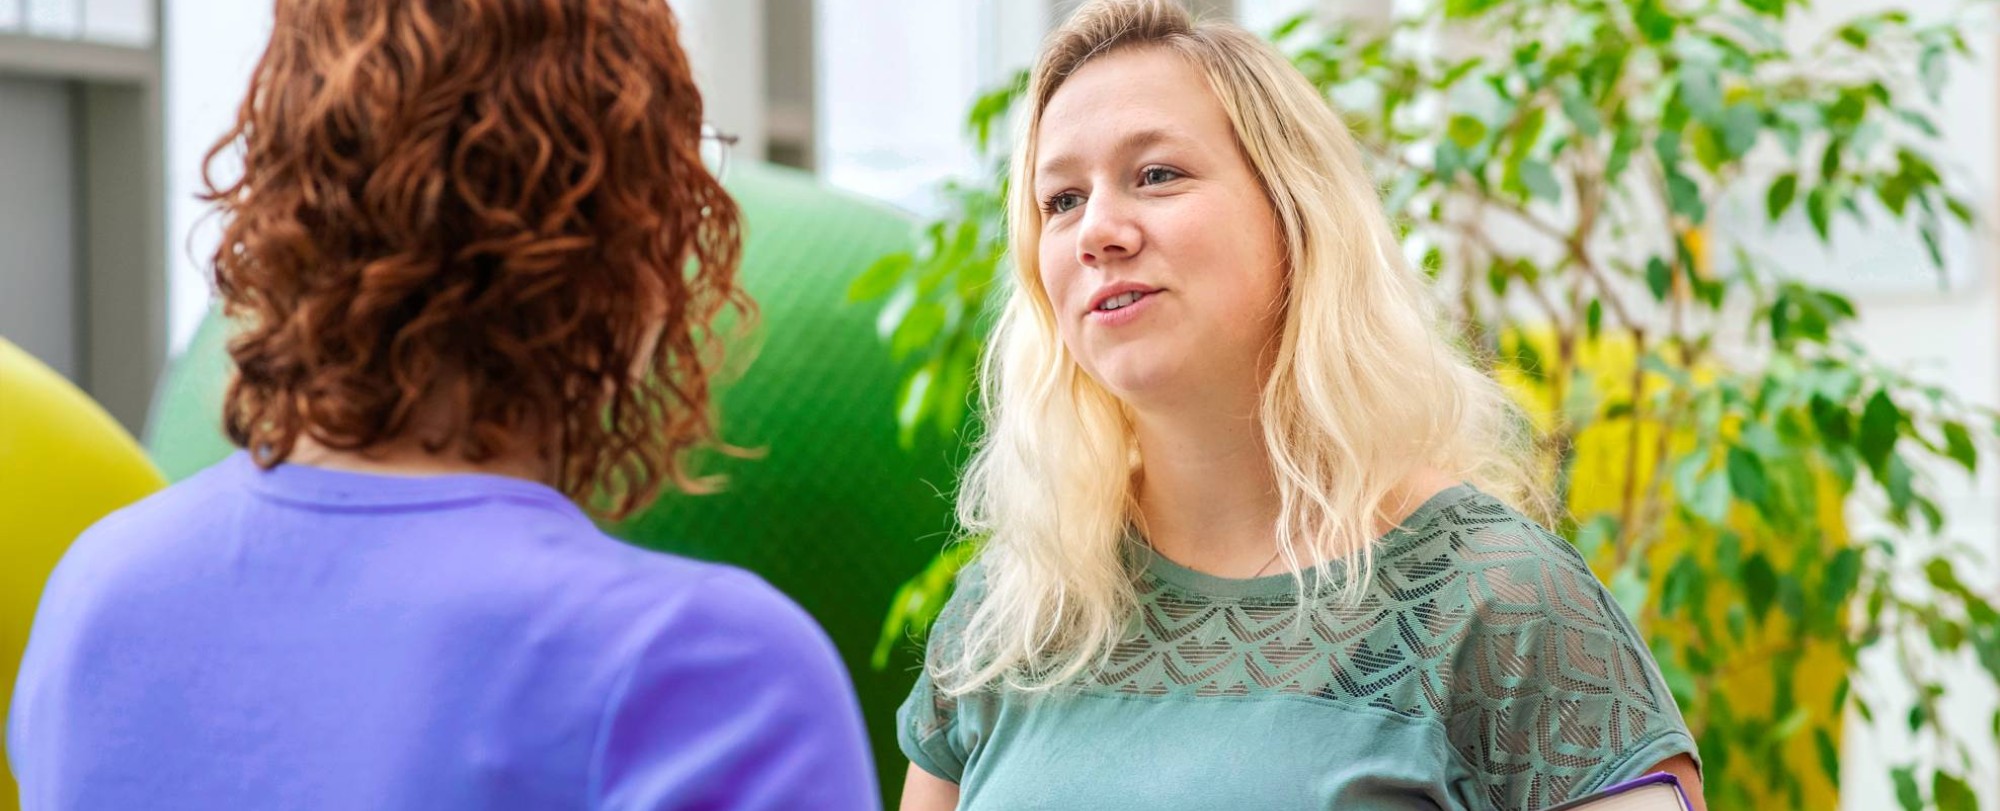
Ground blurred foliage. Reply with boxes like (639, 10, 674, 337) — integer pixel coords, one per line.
(855, 1, 2000, 807)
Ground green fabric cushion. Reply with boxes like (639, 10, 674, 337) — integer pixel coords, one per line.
(144, 162, 959, 805)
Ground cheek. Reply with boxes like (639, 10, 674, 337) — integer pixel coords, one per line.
(1037, 248, 1077, 312)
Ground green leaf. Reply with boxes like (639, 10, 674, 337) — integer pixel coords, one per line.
(1722, 102, 1760, 157)
(1837, 22, 1870, 49)
(1727, 446, 1769, 504)
(1819, 134, 1845, 183)
(1814, 728, 1841, 786)
(1715, 530, 1743, 579)
(1435, 142, 1467, 182)
(1696, 470, 1732, 525)
(1634, 0, 1676, 42)
(1925, 556, 1966, 597)
(1486, 261, 1512, 297)
(1896, 108, 1942, 138)
(1945, 194, 1976, 225)
(1879, 175, 1913, 217)
(1859, 390, 1901, 472)
(1891, 766, 1922, 811)
(893, 363, 935, 449)
(1767, 174, 1798, 221)
(1885, 453, 1916, 519)
(1647, 257, 1674, 301)
(1743, 553, 1777, 623)
(1935, 771, 1977, 811)
(1920, 45, 1948, 102)
(1822, 546, 1861, 612)
(1444, 0, 1506, 18)
(1448, 114, 1488, 148)
(1585, 299, 1604, 340)
(1942, 420, 1978, 472)
(847, 253, 912, 303)
(873, 284, 917, 341)
(1511, 106, 1547, 157)
(1920, 221, 1945, 271)
(890, 301, 947, 360)
(1806, 186, 1832, 242)
(1653, 129, 1682, 171)
(1605, 128, 1639, 181)
(1678, 61, 1724, 123)
(1770, 706, 1810, 741)
(1667, 173, 1706, 222)
(1520, 159, 1562, 202)
(1268, 11, 1309, 41)
(1661, 554, 1703, 617)
(1559, 81, 1602, 136)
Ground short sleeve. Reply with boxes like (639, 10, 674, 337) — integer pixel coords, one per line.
(1445, 517, 1700, 810)
(894, 562, 986, 784)
(589, 568, 878, 811)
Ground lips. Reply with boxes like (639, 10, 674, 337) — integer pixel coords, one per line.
(1086, 282, 1163, 315)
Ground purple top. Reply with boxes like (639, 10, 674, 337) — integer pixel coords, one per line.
(1540, 772, 1689, 811)
(9, 452, 879, 810)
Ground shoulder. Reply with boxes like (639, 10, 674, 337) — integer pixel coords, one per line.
(41, 458, 250, 597)
(649, 565, 838, 662)
(1383, 486, 1611, 630)
(1401, 492, 1696, 807)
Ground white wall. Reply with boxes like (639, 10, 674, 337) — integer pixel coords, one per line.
(160, 0, 268, 353)
(5, 0, 153, 43)
(815, 0, 1047, 215)
(0, 76, 76, 378)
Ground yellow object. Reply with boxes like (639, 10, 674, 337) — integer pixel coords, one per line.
(1497, 325, 1845, 809)
(0, 338, 166, 808)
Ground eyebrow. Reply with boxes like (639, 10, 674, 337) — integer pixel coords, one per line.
(1035, 128, 1190, 182)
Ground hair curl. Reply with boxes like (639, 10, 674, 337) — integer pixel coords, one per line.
(203, 0, 748, 518)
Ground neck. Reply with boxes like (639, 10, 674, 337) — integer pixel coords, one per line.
(1131, 398, 1284, 579)
(1128, 397, 1466, 580)
(288, 430, 553, 485)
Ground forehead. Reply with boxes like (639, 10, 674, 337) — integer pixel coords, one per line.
(1034, 46, 1235, 176)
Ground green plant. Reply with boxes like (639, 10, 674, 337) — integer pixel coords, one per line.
(855, 1, 2000, 807)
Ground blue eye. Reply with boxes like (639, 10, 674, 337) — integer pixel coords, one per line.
(1140, 166, 1181, 185)
(1043, 192, 1084, 214)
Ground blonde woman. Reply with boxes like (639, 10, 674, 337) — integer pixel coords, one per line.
(896, 1, 1704, 809)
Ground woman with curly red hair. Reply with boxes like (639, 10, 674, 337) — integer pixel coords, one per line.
(8, 2, 877, 808)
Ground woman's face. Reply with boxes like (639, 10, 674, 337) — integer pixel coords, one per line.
(1033, 46, 1287, 412)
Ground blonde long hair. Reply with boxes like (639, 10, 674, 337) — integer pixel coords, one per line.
(938, 0, 1545, 696)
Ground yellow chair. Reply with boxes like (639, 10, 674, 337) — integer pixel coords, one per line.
(0, 338, 166, 808)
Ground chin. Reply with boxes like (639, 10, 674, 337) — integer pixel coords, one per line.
(1085, 357, 1189, 405)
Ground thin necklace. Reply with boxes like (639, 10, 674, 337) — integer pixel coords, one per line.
(1249, 546, 1286, 578)
(1134, 526, 1288, 579)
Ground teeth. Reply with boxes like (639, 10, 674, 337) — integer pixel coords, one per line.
(1098, 291, 1145, 311)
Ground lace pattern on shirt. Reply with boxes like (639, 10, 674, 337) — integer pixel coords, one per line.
(912, 492, 1691, 808)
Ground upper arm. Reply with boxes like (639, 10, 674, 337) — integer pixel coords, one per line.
(900, 762, 960, 811)
(1446, 521, 1702, 809)
(894, 562, 985, 785)
(590, 570, 877, 811)
(1650, 755, 1706, 811)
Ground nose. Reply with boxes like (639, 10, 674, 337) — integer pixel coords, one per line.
(1076, 191, 1141, 267)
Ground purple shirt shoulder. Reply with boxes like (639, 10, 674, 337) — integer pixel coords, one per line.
(8, 452, 878, 810)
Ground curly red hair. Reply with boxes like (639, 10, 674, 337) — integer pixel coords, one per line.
(203, 0, 748, 519)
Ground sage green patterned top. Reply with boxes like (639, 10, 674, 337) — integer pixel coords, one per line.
(897, 485, 1700, 810)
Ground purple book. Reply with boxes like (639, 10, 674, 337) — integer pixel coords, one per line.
(1539, 773, 1692, 811)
